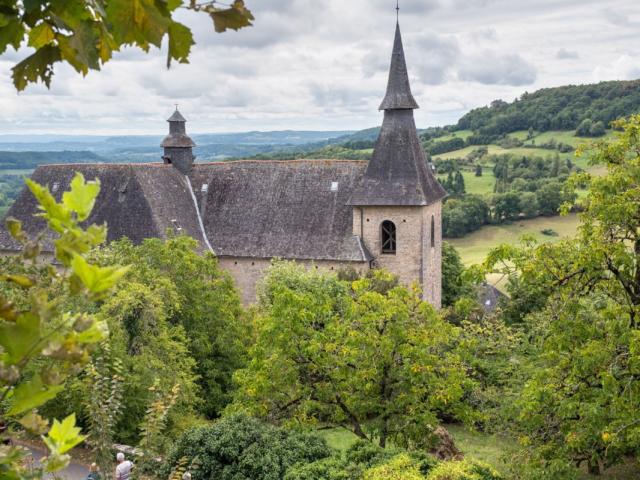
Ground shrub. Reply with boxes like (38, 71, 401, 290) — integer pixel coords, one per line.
(163, 414, 331, 480)
(426, 459, 503, 480)
(363, 454, 425, 480)
(541, 228, 558, 237)
(284, 457, 352, 480)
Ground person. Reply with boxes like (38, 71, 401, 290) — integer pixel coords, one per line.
(87, 463, 101, 480)
(115, 452, 134, 480)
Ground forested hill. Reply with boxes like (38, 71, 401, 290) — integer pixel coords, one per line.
(456, 79, 640, 136)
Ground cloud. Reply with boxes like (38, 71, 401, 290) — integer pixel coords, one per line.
(470, 28, 497, 42)
(458, 52, 537, 86)
(593, 54, 640, 82)
(411, 33, 460, 85)
(556, 48, 579, 60)
(601, 9, 633, 27)
(0, 0, 639, 134)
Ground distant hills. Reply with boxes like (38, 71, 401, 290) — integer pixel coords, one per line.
(0, 130, 355, 165)
(2, 79, 640, 169)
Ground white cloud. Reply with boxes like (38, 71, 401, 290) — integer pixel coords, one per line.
(556, 48, 579, 60)
(0, 0, 638, 134)
(593, 54, 640, 82)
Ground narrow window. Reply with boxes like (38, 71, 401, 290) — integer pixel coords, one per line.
(381, 220, 396, 254)
(430, 215, 435, 248)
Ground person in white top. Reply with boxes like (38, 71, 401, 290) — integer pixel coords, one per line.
(115, 452, 134, 480)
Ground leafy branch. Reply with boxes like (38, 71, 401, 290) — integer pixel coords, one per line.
(0, 0, 254, 91)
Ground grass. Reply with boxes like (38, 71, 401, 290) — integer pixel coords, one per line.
(448, 214, 580, 267)
(317, 428, 360, 452)
(317, 426, 639, 479)
(433, 130, 474, 143)
(433, 145, 573, 161)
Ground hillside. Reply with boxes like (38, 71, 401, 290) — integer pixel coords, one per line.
(456, 79, 640, 136)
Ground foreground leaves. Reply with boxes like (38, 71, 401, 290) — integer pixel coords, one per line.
(0, 172, 127, 478)
(1, 0, 253, 90)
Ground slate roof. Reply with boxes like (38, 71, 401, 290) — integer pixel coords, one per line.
(379, 22, 419, 111)
(0, 161, 372, 263)
(191, 160, 370, 261)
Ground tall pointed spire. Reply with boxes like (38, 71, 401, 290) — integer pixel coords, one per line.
(379, 22, 419, 111)
(347, 21, 446, 207)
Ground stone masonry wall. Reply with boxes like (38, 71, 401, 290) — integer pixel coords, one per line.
(218, 257, 369, 305)
(354, 203, 442, 309)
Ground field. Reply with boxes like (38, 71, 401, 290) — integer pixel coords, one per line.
(317, 425, 639, 479)
(447, 214, 580, 267)
(0, 169, 33, 176)
(433, 144, 574, 162)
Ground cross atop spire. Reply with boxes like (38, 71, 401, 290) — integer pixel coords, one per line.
(396, 0, 399, 20)
(378, 21, 419, 111)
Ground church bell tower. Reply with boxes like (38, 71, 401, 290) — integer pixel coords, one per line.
(347, 21, 447, 308)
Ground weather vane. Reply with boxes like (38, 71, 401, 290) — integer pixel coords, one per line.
(175, 103, 179, 111)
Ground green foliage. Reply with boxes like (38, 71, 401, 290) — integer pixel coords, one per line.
(232, 262, 472, 449)
(0, 174, 25, 218)
(163, 414, 332, 480)
(443, 195, 490, 238)
(0, 0, 253, 91)
(456, 316, 524, 431)
(96, 236, 246, 419)
(442, 243, 474, 307)
(363, 454, 425, 480)
(457, 80, 640, 136)
(426, 459, 503, 480)
(0, 172, 126, 478)
(84, 344, 124, 476)
(98, 280, 200, 444)
(138, 381, 181, 459)
(480, 115, 640, 474)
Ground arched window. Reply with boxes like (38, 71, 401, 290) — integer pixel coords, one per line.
(430, 215, 435, 248)
(381, 220, 396, 254)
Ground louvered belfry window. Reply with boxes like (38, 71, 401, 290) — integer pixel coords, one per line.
(381, 220, 397, 254)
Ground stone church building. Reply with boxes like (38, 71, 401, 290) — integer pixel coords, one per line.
(0, 22, 447, 307)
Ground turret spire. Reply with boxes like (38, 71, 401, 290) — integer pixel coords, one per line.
(379, 22, 419, 110)
(161, 107, 196, 174)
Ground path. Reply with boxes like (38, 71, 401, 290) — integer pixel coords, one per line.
(23, 445, 89, 480)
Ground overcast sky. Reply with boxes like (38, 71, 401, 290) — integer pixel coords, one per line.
(0, 0, 639, 135)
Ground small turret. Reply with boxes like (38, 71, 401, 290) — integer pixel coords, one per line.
(161, 107, 196, 174)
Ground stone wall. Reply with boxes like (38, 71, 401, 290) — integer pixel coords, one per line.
(353, 203, 442, 309)
(218, 257, 369, 305)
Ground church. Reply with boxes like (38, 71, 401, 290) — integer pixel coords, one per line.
(0, 22, 447, 307)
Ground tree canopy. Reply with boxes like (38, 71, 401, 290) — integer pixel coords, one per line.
(231, 262, 471, 449)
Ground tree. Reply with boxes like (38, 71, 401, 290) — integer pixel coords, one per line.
(0, 0, 254, 91)
(535, 181, 563, 216)
(492, 192, 520, 221)
(232, 262, 471, 449)
(589, 120, 606, 137)
(453, 171, 466, 195)
(575, 118, 593, 137)
(475, 164, 483, 177)
(519, 191, 538, 218)
(163, 414, 332, 480)
(481, 115, 640, 474)
(0, 173, 128, 478)
(442, 242, 474, 307)
(97, 236, 246, 419)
